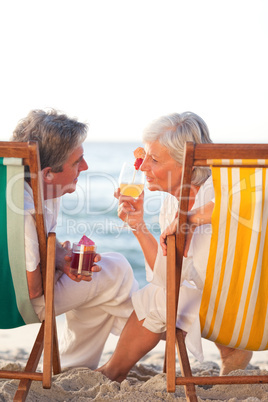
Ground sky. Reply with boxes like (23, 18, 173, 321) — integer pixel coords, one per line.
(0, 0, 267, 143)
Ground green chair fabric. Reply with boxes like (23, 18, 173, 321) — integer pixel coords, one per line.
(0, 157, 40, 329)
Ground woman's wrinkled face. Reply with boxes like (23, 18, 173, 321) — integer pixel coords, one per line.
(140, 141, 182, 196)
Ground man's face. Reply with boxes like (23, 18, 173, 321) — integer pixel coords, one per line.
(44, 145, 88, 199)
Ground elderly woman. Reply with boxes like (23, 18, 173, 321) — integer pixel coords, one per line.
(97, 112, 252, 381)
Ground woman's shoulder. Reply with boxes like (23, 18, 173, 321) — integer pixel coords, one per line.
(159, 193, 178, 229)
(194, 175, 214, 208)
(161, 192, 178, 211)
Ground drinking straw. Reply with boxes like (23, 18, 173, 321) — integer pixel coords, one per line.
(78, 244, 84, 274)
(131, 169, 136, 184)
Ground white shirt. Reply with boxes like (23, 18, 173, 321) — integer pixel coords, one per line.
(24, 181, 60, 272)
(132, 175, 215, 361)
(146, 175, 214, 290)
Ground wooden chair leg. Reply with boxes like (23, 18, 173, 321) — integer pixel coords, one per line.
(43, 232, 60, 386)
(163, 346, 167, 373)
(176, 329, 197, 402)
(43, 318, 53, 388)
(166, 234, 177, 392)
(52, 316, 61, 375)
(166, 336, 176, 392)
(15, 232, 61, 398)
(13, 323, 45, 402)
(166, 232, 196, 398)
(13, 383, 30, 402)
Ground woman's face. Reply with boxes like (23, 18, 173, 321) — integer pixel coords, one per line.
(141, 141, 182, 197)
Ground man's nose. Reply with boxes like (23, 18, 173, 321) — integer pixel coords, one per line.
(80, 158, 88, 171)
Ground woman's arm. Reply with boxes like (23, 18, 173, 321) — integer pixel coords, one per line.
(133, 225, 158, 270)
(160, 200, 215, 257)
(116, 189, 158, 270)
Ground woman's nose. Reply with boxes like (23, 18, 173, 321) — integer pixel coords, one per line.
(140, 157, 148, 172)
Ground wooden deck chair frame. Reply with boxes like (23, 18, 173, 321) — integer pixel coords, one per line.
(0, 141, 61, 401)
(165, 142, 268, 401)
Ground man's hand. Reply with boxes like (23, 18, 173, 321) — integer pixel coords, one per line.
(56, 239, 102, 282)
(63, 253, 102, 282)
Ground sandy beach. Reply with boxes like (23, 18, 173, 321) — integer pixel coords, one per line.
(1, 316, 268, 401)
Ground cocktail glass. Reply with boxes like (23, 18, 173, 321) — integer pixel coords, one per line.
(117, 161, 145, 230)
(70, 242, 96, 276)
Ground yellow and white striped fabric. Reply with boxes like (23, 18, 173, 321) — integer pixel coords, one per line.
(199, 164, 268, 351)
(207, 159, 268, 166)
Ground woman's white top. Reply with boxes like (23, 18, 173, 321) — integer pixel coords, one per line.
(132, 176, 214, 361)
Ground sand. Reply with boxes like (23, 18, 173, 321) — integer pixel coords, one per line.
(1, 318, 268, 401)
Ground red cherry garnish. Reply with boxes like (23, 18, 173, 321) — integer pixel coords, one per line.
(134, 158, 143, 170)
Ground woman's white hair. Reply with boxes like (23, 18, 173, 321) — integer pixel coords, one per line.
(142, 112, 212, 186)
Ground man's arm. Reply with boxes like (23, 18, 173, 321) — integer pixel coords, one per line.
(27, 267, 43, 299)
(55, 239, 70, 272)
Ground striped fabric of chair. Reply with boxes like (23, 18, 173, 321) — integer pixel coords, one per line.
(200, 163, 268, 351)
(0, 156, 40, 329)
(166, 145, 268, 401)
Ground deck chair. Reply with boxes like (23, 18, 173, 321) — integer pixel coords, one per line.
(166, 142, 268, 401)
(0, 141, 61, 401)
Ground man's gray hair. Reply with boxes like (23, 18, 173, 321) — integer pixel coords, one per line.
(12, 109, 88, 172)
(142, 112, 212, 185)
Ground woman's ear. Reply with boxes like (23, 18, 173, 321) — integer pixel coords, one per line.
(42, 167, 54, 183)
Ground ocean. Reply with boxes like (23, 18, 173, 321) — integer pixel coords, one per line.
(56, 141, 167, 288)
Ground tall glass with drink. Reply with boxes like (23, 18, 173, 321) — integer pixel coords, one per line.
(118, 161, 145, 229)
(70, 235, 96, 276)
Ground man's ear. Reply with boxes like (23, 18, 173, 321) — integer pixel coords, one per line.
(42, 167, 54, 183)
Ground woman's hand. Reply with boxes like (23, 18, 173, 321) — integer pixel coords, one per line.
(115, 188, 158, 269)
(160, 214, 197, 258)
(160, 201, 214, 258)
(115, 188, 145, 231)
(160, 213, 179, 257)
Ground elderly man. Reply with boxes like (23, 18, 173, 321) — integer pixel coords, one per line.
(12, 108, 138, 369)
